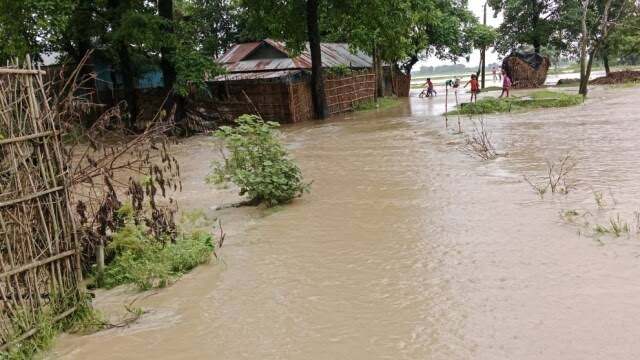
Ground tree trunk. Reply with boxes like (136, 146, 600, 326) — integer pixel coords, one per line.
(402, 54, 419, 75)
(159, 0, 176, 88)
(603, 52, 611, 76)
(373, 45, 385, 98)
(480, 48, 486, 88)
(306, 0, 328, 119)
(118, 42, 138, 129)
(579, 0, 590, 96)
(159, 0, 187, 131)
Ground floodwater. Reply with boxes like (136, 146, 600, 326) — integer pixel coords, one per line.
(49, 85, 640, 359)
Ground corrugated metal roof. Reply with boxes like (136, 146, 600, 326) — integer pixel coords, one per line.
(217, 39, 373, 73)
(218, 42, 262, 64)
(211, 70, 303, 81)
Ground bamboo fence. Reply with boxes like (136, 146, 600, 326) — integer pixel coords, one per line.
(325, 72, 376, 115)
(0, 58, 82, 349)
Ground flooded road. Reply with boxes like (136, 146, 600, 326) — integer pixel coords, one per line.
(50, 85, 640, 359)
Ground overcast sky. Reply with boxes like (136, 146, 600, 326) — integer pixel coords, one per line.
(415, 0, 503, 69)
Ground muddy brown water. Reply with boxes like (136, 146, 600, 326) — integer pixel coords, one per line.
(49, 86, 640, 359)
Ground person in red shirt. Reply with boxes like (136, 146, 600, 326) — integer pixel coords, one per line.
(464, 74, 479, 103)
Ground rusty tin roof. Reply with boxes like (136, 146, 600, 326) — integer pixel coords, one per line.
(217, 39, 373, 75)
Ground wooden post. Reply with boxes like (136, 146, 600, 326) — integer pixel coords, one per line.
(445, 84, 449, 128)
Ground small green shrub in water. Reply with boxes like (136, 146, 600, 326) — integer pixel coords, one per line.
(209, 115, 309, 206)
(593, 215, 630, 238)
(103, 222, 215, 290)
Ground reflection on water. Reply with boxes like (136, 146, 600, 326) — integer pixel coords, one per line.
(49, 86, 640, 360)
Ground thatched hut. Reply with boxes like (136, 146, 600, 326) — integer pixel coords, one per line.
(502, 52, 550, 88)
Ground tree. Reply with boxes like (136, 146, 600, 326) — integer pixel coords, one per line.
(179, 0, 244, 57)
(239, 0, 328, 119)
(470, 24, 497, 87)
(0, 0, 75, 63)
(578, 0, 636, 95)
(600, 10, 640, 73)
(488, 0, 566, 54)
(403, 0, 484, 74)
(325, 0, 482, 83)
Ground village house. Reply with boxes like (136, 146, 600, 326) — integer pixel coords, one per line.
(208, 39, 410, 123)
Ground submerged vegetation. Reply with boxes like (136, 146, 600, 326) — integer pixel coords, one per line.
(524, 155, 576, 199)
(99, 209, 216, 291)
(1, 295, 102, 360)
(593, 215, 630, 237)
(448, 91, 583, 115)
(209, 115, 310, 207)
(461, 119, 498, 160)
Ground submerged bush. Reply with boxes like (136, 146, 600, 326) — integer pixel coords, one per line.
(102, 223, 214, 290)
(208, 114, 309, 206)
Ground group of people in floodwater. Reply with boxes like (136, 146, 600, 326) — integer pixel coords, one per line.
(419, 65, 512, 103)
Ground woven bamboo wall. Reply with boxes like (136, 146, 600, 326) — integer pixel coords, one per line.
(288, 81, 313, 123)
(0, 63, 81, 349)
(205, 71, 376, 123)
(215, 80, 293, 122)
(324, 72, 376, 115)
(393, 71, 411, 98)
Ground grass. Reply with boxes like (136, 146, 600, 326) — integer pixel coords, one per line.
(447, 90, 583, 115)
(593, 215, 630, 237)
(561, 209, 580, 223)
(1, 294, 103, 360)
(98, 208, 217, 291)
(101, 225, 215, 290)
(354, 98, 401, 112)
(594, 191, 606, 209)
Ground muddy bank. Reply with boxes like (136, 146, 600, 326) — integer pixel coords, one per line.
(590, 70, 640, 84)
(49, 86, 640, 359)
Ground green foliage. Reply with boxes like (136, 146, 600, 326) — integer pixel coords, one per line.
(1, 294, 102, 360)
(593, 215, 630, 237)
(325, 65, 352, 77)
(209, 115, 309, 206)
(240, 0, 481, 69)
(449, 91, 583, 115)
(488, 0, 571, 54)
(0, 0, 75, 62)
(469, 24, 497, 49)
(102, 226, 214, 291)
(561, 209, 580, 223)
(594, 191, 606, 209)
(604, 11, 640, 65)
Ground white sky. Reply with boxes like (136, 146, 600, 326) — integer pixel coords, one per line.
(415, 0, 503, 69)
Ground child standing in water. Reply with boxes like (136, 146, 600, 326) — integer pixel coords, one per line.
(499, 69, 511, 98)
(464, 74, 479, 103)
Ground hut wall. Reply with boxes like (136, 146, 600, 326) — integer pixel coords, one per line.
(288, 80, 313, 123)
(206, 79, 295, 123)
(392, 70, 411, 97)
(204, 71, 376, 124)
(324, 72, 376, 115)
